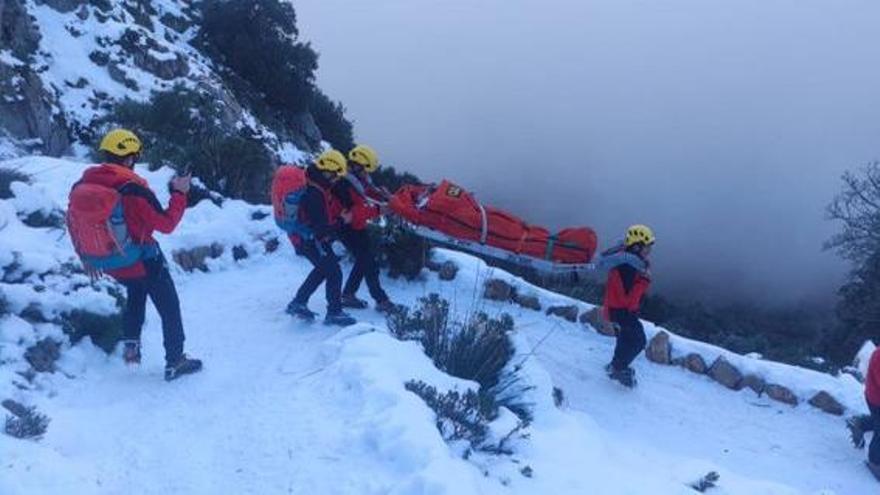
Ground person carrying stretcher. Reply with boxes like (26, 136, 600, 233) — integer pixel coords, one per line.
(331, 144, 397, 313)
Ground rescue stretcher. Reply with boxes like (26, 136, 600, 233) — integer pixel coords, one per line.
(388, 181, 599, 276)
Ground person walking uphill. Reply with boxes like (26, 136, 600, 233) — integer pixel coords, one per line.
(282, 150, 357, 327)
(67, 129, 202, 381)
(846, 346, 880, 481)
(598, 224, 655, 388)
(331, 144, 397, 313)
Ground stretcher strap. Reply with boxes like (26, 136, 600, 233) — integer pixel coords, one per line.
(478, 203, 488, 244)
(545, 235, 557, 261)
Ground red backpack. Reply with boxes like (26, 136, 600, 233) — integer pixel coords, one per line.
(271, 166, 313, 239)
(67, 183, 143, 270)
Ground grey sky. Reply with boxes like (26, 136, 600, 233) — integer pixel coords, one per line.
(296, 0, 880, 305)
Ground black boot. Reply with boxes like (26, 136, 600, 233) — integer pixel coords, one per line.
(341, 294, 369, 310)
(286, 301, 317, 321)
(606, 364, 637, 388)
(165, 354, 203, 381)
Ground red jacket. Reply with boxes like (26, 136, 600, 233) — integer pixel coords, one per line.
(331, 175, 382, 231)
(866, 348, 880, 407)
(288, 180, 343, 247)
(603, 263, 651, 317)
(79, 164, 186, 279)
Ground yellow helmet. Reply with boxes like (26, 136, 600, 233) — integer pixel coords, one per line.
(315, 149, 347, 177)
(99, 129, 142, 156)
(348, 144, 379, 173)
(624, 224, 655, 247)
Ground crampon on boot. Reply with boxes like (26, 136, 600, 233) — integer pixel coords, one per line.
(165, 354, 203, 382)
(341, 294, 369, 310)
(324, 311, 356, 327)
(606, 364, 637, 388)
(847, 415, 869, 449)
(286, 301, 316, 321)
(375, 300, 400, 314)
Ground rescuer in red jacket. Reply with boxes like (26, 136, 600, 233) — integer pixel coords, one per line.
(847, 346, 880, 480)
(71, 129, 201, 381)
(598, 224, 655, 388)
(330, 144, 396, 313)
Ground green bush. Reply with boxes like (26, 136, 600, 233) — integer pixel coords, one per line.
(388, 294, 530, 422)
(370, 219, 428, 280)
(99, 86, 274, 203)
(60, 309, 124, 354)
(4, 405, 50, 440)
(371, 165, 423, 194)
(310, 89, 354, 152)
(200, 0, 317, 115)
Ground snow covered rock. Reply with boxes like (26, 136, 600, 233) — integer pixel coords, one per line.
(680, 353, 707, 374)
(438, 261, 458, 281)
(808, 391, 845, 416)
(741, 374, 766, 395)
(171, 243, 224, 272)
(646, 330, 671, 365)
(23, 338, 61, 373)
(708, 356, 743, 390)
(765, 384, 798, 406)
(546, 305, 579, 323)
(484, 278, 514, 302)
(513, 292, 541, 311)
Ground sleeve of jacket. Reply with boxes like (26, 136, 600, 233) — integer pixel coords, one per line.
(123, 184, 187, 234)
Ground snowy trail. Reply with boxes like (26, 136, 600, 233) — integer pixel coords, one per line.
(526, 322, 874, 494)
(3, 247, 873, 494)
(22, 258, 407, 495)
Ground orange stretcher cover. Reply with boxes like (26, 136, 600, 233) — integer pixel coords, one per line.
(390, 181, 597, 264)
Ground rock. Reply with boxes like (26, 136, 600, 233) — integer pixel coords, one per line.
(438, 261, 458, 281)
(683, 353, 707, 374)
(546, 305, 579, 323)
(707, 356, 743, 390)
(19, 303, 49, 323)
(646, 331, 671, 365)
(765, 384, 798, 406)
(107, 63, 140, 91)
(581, 307, 616, 336)
(232, 245, 248, 261)
(172, 243, 224, 272)
(24, 338, 61, 373)
(1, 0, 41, 58)
(1, 398, 28, 418)
(39, 0, 88, 14)
(741, 374, 766, 395)
(89, 50, 110, 66)
(160, 12, 191, 33)
(513, 293, 541, 311)
(0, 56, 71, 156)
(264, 237, 280, 254)
(484, 279, 514, 302)
(808, 391, 844, 416)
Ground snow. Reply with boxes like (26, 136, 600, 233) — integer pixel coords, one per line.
(0, 155, 875, 494)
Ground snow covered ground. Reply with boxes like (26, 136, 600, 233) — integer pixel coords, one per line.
(0, 157, 875, 494)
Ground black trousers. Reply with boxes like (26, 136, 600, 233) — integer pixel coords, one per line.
(294, 239, 342, 314)
(609, 309, 646, 371)
(120, 255, 185, 365)
(865, 402, 880, 464)
(340, 228, 389, 304)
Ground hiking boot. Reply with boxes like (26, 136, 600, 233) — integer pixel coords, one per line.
(164, 354, 203, 382)
(847, 415, 869, 449)
(286, 301, 316, 321)
(324, 311, 357, 327)
(341, 294, 369, 309)
(375, 300, 400, 314)
(607, 365, 637, 388)
(122, 340, 141, 365)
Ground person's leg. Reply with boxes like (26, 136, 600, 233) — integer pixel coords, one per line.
(869, 403, 880, 465)
(315, 246, 343, 314)
(121, 279, 148, 344)
(610, 311, 646, 370)
(341, 229, 366, 297)
(294, 241, 327, 305)
(143, 256, 185, 366)
(357, 232, 390, 304)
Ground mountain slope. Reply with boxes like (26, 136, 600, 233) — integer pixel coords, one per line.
(0, 157, 874, 494)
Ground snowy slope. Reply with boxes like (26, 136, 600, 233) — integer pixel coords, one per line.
(0, 157, 874, 494)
